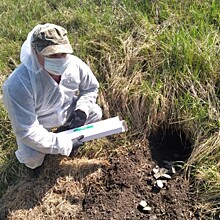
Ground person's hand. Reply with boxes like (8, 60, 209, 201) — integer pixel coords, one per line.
(73, 109, 87, 128)
(54, 110, 87, 133)
(69, 135, 84, 156)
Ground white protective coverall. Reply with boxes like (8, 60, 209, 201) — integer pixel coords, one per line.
(2, 24, 102, 169)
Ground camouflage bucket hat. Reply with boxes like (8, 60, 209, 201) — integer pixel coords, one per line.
(31, 24, 73, 56)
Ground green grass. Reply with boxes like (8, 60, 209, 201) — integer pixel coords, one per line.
(0, 0, 220, 217)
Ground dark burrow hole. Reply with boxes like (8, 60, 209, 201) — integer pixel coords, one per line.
(148, 127, 193, 166)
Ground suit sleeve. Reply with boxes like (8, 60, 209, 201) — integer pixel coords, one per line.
(75, 59, 99, 116)
(2, 75, 72, 156)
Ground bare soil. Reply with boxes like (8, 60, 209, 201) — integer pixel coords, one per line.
(0, 131, 199, 220)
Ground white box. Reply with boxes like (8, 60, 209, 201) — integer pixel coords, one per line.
(57, 116, 128, 142)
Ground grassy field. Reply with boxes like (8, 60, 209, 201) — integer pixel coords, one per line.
(0, 0, 220, 217)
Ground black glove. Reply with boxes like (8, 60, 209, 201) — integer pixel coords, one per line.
(70, 135, 84, 156)
(55, 109, 87, 133)
(72, 109, 87, 128)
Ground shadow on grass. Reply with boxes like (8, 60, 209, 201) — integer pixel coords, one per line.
(0, 154, 106, 219)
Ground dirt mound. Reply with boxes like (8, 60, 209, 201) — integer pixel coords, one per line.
(0, 136, 197, 220)
(77, 140, 196, 220)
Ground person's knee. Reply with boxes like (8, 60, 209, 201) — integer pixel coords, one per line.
(15, 148, 45, 169)
(87, 104, 102, 124)
(24, 157, 45, 169)
(94, 104, 102, 120)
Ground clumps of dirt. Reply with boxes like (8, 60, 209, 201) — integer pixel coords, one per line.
(0, 136, 197, 220)
(77, 139, 196, 220)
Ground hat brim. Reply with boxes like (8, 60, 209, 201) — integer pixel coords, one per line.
(40, 44, 73, 56)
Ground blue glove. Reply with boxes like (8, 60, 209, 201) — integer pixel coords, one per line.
(69, 135, 84, 156)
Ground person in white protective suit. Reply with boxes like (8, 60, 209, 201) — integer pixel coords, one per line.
(2, 23, 102, 169)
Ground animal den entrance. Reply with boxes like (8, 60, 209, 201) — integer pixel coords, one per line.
(148, 127, 193, 166)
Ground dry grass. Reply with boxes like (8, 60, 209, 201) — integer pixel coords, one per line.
(0, 155, 108, 220)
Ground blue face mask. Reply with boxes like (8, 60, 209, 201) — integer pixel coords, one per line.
(44, 56, 71, 76)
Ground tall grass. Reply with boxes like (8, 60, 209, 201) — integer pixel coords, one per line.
(0, 0, 220, 217)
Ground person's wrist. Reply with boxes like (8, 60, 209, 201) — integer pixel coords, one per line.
(75, 109, 87, 120)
